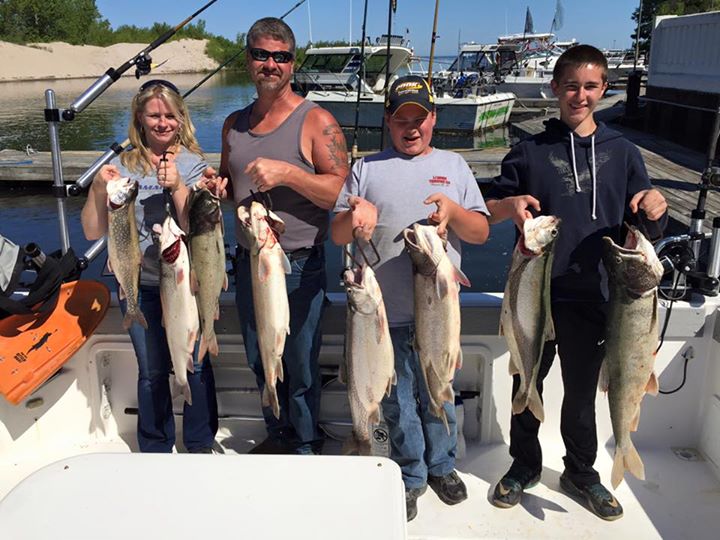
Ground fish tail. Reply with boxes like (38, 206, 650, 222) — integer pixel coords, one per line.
(612, 441, 645, 489)
(122, 307, 148, 330)
(262, 384, 280, 419)
(527, 387, 545, 423)
(181, 383, 192, 406)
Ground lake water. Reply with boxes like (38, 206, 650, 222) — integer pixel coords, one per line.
(0, 72, 516, 293)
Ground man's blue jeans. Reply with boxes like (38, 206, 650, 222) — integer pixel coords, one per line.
(383, 325, 458, 489)
(123, 286, 218, 453)
(235, 246, 326, 454)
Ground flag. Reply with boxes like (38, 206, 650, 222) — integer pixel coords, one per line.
(524, 7, 534, 35)
(392, 0, 397, 13)
(550, 0, 564, 33)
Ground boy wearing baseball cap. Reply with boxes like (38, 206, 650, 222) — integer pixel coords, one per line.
(331, 75, 489, 521)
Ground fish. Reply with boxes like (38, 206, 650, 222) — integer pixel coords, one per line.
(188, 185, 228, 360)
(403, 223, 469, 432)
(499, 215, 560, 423)
(153, 215, 200, 405)
(602, 226, 664, 489)
(106, 177, 147, 330)
(237, 202, 291, 419)
(341, 263, 396, 455)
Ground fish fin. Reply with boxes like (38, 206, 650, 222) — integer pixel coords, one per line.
(452, 264, 471, 288)
(338, 359, 347, 385)
(375, 310, 387, 345)
(598, 360, 609, 393)
(277, 360, 285, 384)
(262, 385, 280, 419)
(508, 355, 519, 376)
(214, 305, 220, 320)
(198, 335, 208, 363)
(630, 406, 642, 432)
(612, 441, 645, 489)
(282, 251, 292, 274)
(527, 387, 545, 423)
(123, 309, 148, 330)
(645, 371, 659, 396)
(511, 388, 528, 415)
(441, 407, 450, 435)
(117, 284, 126, 301)
(368, 405, 381, 427)
(190, 269, 199, 294)
(386, 373, 396, 397)
(207, 334, 219, 357)
(223, 273, 229, 291)
(455, 348, 463, 370)
(545, 312, 556, 341)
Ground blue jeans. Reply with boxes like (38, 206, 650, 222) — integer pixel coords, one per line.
(235, 246, 326, 454)
(383, 325, 458, 489)
(123, 286, 218, 453)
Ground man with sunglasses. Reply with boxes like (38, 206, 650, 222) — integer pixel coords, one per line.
(208, 17, 348, 456)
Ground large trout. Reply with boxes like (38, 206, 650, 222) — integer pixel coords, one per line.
(237, 202, 291, 419)
(602, 226, 663, 489)
(403, 223, 469, 432)
(106, 177, 147, 330)
(188, 185, 227, 360)
(500, 215, 560, 423)
(342, 263, 396, 455)
(154, 215, 200, 405)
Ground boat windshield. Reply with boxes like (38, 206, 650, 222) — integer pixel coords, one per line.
(449, 51, 493, 73)
(299, 53, 355, 73)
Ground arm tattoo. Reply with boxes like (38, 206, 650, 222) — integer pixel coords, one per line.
(323, 124, 348, 173)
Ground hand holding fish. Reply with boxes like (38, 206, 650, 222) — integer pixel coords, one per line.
(92, 164, 121, 193)
(197, 167, 229, 199)
(496, 195, 542, 230)
(424, 193, 459, 236)
(348, 195, 377, 241)
(629, 189, 667, 221)
(245, 157, 289, 192)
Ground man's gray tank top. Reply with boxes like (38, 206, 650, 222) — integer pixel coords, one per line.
(226, 99, 328, 252)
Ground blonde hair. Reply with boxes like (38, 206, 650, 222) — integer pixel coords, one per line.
(121, 83, 204, 174)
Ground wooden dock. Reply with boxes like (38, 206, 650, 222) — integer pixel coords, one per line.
(2, 92, 713, 233)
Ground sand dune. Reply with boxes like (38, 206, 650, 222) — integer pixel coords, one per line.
(0, 39, 218, 82)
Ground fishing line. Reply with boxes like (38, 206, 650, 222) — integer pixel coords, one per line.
(656, 271, 689, 395)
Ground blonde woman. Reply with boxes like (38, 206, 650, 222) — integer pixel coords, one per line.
(81, 80, 218, 453)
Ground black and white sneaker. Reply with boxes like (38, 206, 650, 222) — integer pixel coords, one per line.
(560, 473, 624, 521)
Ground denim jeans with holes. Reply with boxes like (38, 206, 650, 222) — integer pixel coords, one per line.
(122, 285, 218, 453)
(235, 246, 326, 454)
(383, 325, 457, 489)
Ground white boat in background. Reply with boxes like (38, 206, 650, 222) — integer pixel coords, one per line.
(604, 48, 647, 83)
(294, 35, 515, 132)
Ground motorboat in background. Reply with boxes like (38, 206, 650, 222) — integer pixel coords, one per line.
(294, 35, 515, 132)
(604, 48, 647, 84)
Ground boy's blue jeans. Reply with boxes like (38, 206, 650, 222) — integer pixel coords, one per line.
(383, 325, 458, 489)
(123, 286, 218, 453)
(235, 246, 326, 455)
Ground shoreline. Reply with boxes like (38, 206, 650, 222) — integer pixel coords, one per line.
(0, 39, 219, 83)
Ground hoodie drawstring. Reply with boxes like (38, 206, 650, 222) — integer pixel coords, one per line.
(569, 131, 598, 221)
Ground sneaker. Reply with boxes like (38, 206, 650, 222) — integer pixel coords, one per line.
(405, 485, 427, 522)
(559, 473, 624, 521)
(428, 470, 468, 505)
(491, 467, 541, 508)
(247, 437, 292, 455)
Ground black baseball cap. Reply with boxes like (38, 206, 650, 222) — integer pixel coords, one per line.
(385, 75, 435, 115)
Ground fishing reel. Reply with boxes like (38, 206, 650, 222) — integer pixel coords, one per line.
(655, 214, 720, 300)
(134, 52, 153, 79)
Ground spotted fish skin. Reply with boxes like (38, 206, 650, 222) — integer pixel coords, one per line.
(107, 177, 147, 330)
(237, 202, 290, 419)
(602, 226, 664, 489)
(499, 215, 560, 423)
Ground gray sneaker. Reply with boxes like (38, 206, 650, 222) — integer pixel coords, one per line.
(405, 485, 427, 522)
(428, 470, 468, 505)
(559, 473, 624, 521)
(491, 467, 541, 508)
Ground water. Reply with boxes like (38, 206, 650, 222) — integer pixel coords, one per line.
(0, 73, 516, 293)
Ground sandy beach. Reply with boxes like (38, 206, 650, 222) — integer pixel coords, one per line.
(0, 39, 219, 82)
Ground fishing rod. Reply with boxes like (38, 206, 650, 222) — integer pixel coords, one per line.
(378, 0, 396, 150)
(350, 0, 370, 164)
(426, 0, 440, 88)
(62, 0, 220, 122)
(70, 0, 308, 196)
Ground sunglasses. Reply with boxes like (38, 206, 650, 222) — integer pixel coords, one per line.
(249, 48, 294, 64)
(139, 79, 180, 95)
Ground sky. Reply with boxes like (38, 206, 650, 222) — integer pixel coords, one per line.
(94, 0, 643, 56)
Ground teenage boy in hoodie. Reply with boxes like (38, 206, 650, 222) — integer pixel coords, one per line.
(331, 75, 489, 522)
(485, 45, 667, 520)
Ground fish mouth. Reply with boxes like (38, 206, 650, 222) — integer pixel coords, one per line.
(161, 238, 183, 264)
(343, 267, 363, 288)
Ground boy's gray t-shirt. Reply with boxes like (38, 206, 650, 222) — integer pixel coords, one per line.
(111, 149, 207, 285)
(334, 147, 488, 326)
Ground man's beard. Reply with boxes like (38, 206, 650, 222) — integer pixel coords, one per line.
(255, 70, 286, 91)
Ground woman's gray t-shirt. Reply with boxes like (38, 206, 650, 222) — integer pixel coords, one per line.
(110, 149, 207, 285)
(334, 147, 488, 326)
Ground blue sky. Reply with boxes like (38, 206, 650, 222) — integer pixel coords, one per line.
(95, 0, 643, 55)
